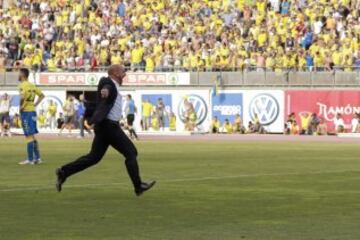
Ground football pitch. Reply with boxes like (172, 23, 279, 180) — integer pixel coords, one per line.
(1, 136, 360, 240)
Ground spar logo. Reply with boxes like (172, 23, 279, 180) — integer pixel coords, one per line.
(178, 95, 208, 125)
(249, 93, 279, 125)
(86, 74, 99, 85)
(168, 73, 179, 85)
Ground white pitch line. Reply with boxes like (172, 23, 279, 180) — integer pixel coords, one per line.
(0, 182, 129, 193)
(0, 169, 359, 193)
(161, 169, 360, 183)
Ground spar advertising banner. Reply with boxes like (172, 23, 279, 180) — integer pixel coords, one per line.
(125, 72, 190, 86)
(0, 90, 66, 117)
(212, 91, 243, 123)
(138, 90, 211, 131)
(36, 72, 190, 86)
(285, 90, 360, 132)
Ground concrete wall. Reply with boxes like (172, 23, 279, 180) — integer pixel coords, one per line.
(1, 71, 360, 88)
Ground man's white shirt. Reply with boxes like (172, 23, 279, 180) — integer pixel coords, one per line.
(334, 118, 345, 129)
(0, 98, 10, 113)
(107, 79, 122, 122)
(351, 118, 358, 133)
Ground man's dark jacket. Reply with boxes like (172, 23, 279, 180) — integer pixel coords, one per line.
(86, 77, 118, 125)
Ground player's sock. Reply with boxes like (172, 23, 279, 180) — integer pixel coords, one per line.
(27, 141, 34, 161)
(33, 140, 41, 160)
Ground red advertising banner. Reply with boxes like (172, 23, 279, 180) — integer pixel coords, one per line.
(285, 90, 360, 132)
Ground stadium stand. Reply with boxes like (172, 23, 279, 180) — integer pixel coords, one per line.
(0, 0, 360, 72)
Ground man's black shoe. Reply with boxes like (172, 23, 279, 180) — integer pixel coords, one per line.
(56, 168, 66, 192)
(135, 181, 156, 196)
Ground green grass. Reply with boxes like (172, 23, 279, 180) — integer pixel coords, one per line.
(1, 138, 360, 240)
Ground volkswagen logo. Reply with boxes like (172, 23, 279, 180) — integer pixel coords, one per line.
(249, 93, 279, 126)
(39, 95, 64, 113)
(178, 95, 208, 125)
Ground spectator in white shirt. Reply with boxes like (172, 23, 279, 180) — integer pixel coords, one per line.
(334, 113, 345, 133)
(351, 113, 359, 133)
(313, 17, 323, 35)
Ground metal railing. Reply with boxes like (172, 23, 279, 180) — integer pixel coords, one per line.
(1, 66, 360, 87)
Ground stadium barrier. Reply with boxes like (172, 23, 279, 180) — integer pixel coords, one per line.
(2, 88, 360, 134)
(1, 68, 360, 87)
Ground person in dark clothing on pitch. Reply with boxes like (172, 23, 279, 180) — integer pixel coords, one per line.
(56, 65, 156, 196)
(125, 94, 139, 140)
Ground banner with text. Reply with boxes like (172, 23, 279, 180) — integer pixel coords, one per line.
(212, 92, 243, 123)
(36, 72, 190, 86)
(285, 90, 360, 132)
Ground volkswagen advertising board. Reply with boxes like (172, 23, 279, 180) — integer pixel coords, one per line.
(0, 91, 66, 118)
(243, 90, 284, 133)
(173, 91, 210, 132)
(137, 90, 211, 132)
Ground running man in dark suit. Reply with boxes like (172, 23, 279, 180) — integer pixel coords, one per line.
(56, 65, 155, 196)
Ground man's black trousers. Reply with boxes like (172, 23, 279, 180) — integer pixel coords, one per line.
(61, 120, 142, 189)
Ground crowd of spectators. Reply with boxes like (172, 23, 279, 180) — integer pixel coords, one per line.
(1, 0, 360, 73)
(285, 111, 360, 135)
(210, 114, 266, 134)
(209, 111, 360, 135)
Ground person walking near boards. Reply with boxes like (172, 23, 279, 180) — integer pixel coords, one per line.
(56, 65, 156, 196)
(125, 94, 139, 140)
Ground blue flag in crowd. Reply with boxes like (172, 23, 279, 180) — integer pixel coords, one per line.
(212, 74, 222, 96)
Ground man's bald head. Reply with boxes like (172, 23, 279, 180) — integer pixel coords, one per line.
(108, 64, 125, 75)
(108, 64, 126, 85)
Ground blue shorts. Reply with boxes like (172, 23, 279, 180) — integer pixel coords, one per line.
(21, 112, 38, 136)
